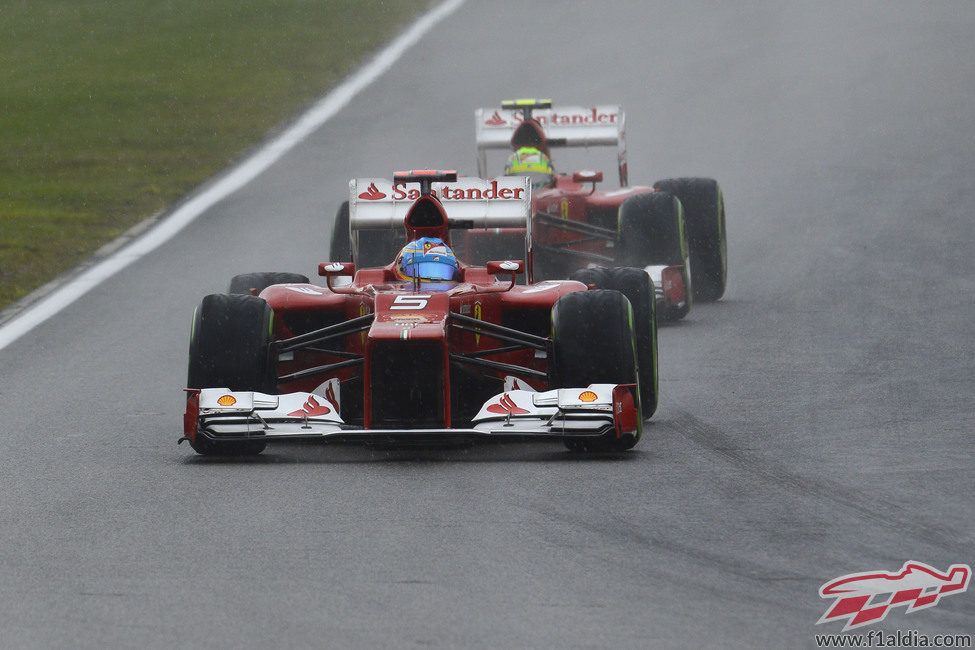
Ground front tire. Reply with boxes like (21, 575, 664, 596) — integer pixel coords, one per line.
(653, 178, 727, 301)
(568, 267, 658, 416)
(618, 191, 691, 320)
(187, 293, 276, 456)
(618, 191, 687, 267)
(550, 290, 641, 452)
(605, 267, 658, 417)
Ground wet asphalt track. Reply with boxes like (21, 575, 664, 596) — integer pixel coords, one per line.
(0, 1, 972, 647)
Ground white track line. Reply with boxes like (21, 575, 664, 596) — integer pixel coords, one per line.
(0, 0, 465, 352)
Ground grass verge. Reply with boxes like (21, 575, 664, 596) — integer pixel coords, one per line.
(0, 0, 431, 312)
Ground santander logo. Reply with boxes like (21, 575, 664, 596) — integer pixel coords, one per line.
(391, 179, 524, 201)
(358, 182, 386, 200)
(487, 393, 529, 415)
(357, 179, 526, 202)
(484, 111, 506, 126)
(288, 395, 332, 417)
(485, 107, 618, 128)
(535, 108, 618, 126)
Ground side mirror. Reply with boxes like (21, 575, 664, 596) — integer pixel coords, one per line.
(486, 260, 524, 291)
(319, 262, 355, 292)
(486, 260, 524, 275)
(318, 262, 355, 277)
(572, 170, 603, 184)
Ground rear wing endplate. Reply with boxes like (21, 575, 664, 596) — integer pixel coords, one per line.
(475, 104, 628, 185)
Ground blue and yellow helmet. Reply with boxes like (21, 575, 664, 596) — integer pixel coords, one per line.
(395, 237, 460, 283)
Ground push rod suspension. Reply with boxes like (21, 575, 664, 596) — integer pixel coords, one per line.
(449, 354, 547, 379)
(449, 312, 548, 350)
(277, 314, 374, 353)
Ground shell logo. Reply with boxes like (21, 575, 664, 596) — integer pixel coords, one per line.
(578, 391, 598, 402)
(217, 395, 237, 406)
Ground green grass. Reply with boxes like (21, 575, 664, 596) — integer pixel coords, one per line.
(0, 0, 431, 310)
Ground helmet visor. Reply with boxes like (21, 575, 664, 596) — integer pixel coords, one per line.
(402, 260, 459, 281)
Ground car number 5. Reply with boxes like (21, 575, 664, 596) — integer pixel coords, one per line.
(390, 294, 431, 310)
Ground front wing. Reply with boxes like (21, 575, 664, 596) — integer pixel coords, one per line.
(183, 384, 639, 446)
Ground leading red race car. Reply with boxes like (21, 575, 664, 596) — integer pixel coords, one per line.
(183, 171, 658, 456)
(470, 99, 728, 321)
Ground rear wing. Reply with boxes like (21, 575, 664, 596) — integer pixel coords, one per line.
(475, 102, 628, 185)
(348, 175, 533, 267)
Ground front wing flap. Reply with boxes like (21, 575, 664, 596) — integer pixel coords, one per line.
(184, 384, 639, 446)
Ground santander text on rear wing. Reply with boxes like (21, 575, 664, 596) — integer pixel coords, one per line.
(348, 174, 532, 263)
(475, 100, 628, 185)
(349, 175, 531, 230)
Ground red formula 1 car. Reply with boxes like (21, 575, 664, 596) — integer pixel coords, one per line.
(183, 171, 658, 456)
(471, 99, 728, 320)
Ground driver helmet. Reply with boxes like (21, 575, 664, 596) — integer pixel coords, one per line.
(504, 146, 554, 189)
(395, 237, 460, 283)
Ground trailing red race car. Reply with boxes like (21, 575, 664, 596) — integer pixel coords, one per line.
(470, 99, 728, 320)
(183, 171, 658, 456)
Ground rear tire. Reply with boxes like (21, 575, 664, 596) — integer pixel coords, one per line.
(229, 272, 309, 295)
(653, 178, 727, 301)
(330, 200, 405, 267)
(329, 201, 352, 262)
(187, 293, 275, 456)
(550, 290, 641, 452)
(567, 266, 608, 289)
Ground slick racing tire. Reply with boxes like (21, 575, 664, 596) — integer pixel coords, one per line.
(606, 267, 659, 417)
(186, 293, 276, 456)
(567, 266, 608, 289)
(653, 178, 727, 302)
(618, 191, 687, 267)
(569, 267, 658, 416)
(550, 289, 641, 452)
(228, 272, 309, 295)
(618, 191, 691, 320)
(329, 200, 405, 268)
